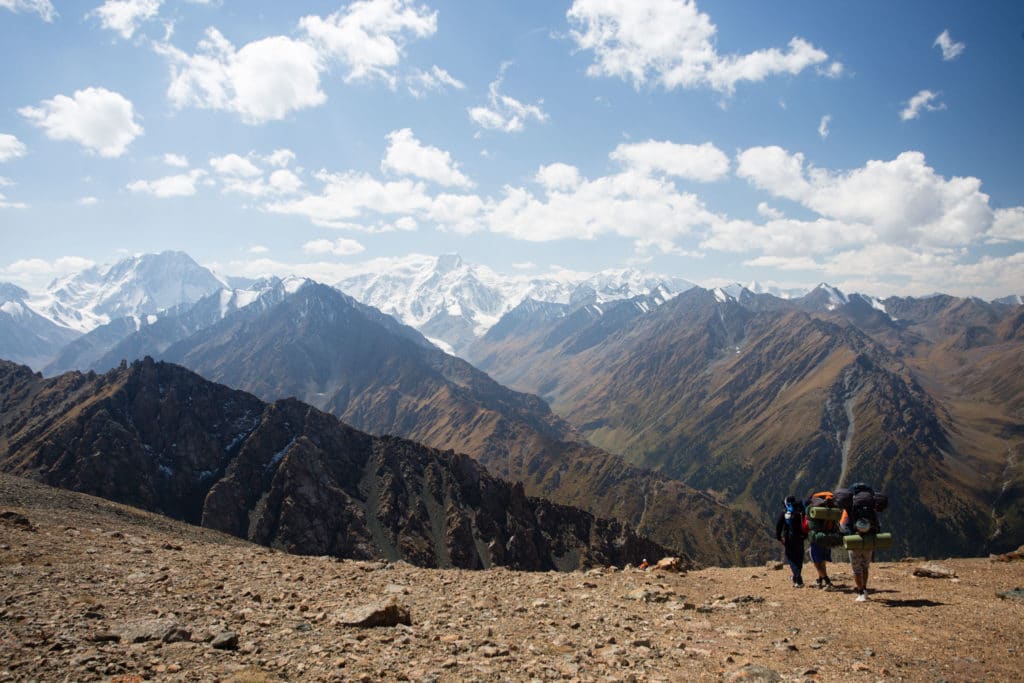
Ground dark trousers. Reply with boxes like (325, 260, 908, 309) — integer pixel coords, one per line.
(783, 542, 804, 583)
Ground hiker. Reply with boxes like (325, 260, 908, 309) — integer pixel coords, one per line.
(805, 490, 838, 590)
(835, 482, 889, 602)
(775, 495, 807, 587)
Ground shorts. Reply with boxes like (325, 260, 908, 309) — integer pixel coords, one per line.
(849, 549, 873, 576)
(809, 543, 831, 564)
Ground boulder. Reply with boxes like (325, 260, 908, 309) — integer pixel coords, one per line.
(335, 598, 412, 628)
(912, 563, 957, 579)
(653, 556, 685, 572)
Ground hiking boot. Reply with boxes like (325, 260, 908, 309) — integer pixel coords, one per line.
(822, 578, 834, 591)
(815, 578, 823, 589)
(855, 591, 868, 602)
(793, 581, 803, 588)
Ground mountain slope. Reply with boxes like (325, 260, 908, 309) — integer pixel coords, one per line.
(0, 358, 672, 570)
(469, 286, 1023, 557)
(71, 282, 772, 565)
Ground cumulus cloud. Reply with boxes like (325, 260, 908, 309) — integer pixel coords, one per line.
(89, 0, 162, 39)
(265, 171, 433, 228)
(0, 192, 27, 210)
(156, 28, 325, 124)
(19, 87, 143, 157)
(302, 237, 366, 257)
(210, 152, 261, 177)
(264, 149, 296, 168)
(468, 67, 548, 133)
(381, 128, 473, 188)
(934, 29, 965, 61)
(736, 146, 997, 250)
(407, 65, 464, 98)
(299, 0, 437, 87)
(0, 0, 56, 21)
(0, 134, 27, 162)
(163, 152, 189, 167)
(900, 89, 945, 121)
(609, 140, 729, 181)
(1, 256, 94, 291)
(78, 196, 99, 205)
(567, 0, 830, 94)
(818, 114, 831, 139)
(127, 169, 207, 197)
(990, 207, 1024, 243)
(535, 163, 581, 192)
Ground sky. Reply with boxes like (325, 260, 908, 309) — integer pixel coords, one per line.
(1, 0, 1023, 299)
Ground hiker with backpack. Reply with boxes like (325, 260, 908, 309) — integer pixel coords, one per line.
(804, 490, 839, 590)
(775, 495, 808, 587)
(835, 482, 889, 602)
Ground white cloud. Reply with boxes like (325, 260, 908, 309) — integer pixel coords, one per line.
(163, 152, 188, 167)
(264, 149, 295, 168)
(268, 169, 303, 194)
(381, 128, 473, 188)
(900, 89, 945, 121)
(299, 0, 437, 87)
(535, 163, 581, 192)
(0, 134, 27, 162)
(0, 0, 56, 21)
(0, 192, 28, 209)
(991, 207, 1024, 242)
(407, 65, 465, 98)
(819, 61, 844, 79)
(78, 196, 99, 205)
(264, 171, 433, 228)
(818, 114, 831, 139)
(609, 140, 729, 182)
(1, 256, 94, 291)
(127, 169, 207, 197)
(19, 87, 143, 157)
(302, 237, 366, 257)
(220, 168, 304, 197)
(248, 245, 270, 254)
(757, 202, 783, 220)
(89, 0, 163, 39)
(157, 28, 325, 124)
(512, 261, 537, 270)
(934, 29, 965, 61)
(468, 67, 548, 133)
(730, 145, 1020, 267)
(567, 0, 830, 94)
(210, 153, 261, 177)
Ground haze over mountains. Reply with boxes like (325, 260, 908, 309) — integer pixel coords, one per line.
(0, 250, 1021, 563)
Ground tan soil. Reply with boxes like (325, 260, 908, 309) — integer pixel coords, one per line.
(2, 474, 1022, 682)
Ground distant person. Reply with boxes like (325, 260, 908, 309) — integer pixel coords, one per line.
(775, 495, 808, 587)
(835, 482, 888, 602)
(805, 490, 838, 590)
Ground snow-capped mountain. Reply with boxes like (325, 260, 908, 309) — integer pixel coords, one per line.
(45, 275, 309, 375)
(0, 283, 81, 368)
(336, 254, 695, 355)
(28, 251, 226, 333)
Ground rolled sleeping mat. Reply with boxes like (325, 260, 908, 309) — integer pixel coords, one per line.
(808, 506, 843, 521)
(842, 532, 893, 551)
(809, 530, 844, 547)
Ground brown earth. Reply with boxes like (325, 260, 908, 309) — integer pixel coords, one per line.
(2, 474, 1022, 682)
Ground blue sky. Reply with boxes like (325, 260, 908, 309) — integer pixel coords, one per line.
(1, 0, 1022, 298)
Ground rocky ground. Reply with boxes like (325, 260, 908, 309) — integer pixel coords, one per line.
(1, 473, 1022, 682)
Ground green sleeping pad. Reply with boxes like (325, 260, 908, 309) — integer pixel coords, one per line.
(808, 506, 842, 521)
(808, 530, 844, 547)
(842, 532, 893, 551)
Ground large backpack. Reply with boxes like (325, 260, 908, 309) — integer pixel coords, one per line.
(836, 483, 887, 535)
(806, 490, 844, 547)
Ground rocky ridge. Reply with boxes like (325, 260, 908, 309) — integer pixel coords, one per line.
(2, 474, 1023, 682)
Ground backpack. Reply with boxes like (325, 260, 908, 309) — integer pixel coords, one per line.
(783, 496, 807, 540)
(806, 490, 840, 532)
(836, 483, 887, 535)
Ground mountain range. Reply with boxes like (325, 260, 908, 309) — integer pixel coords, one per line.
(0, 250, 1021, 562)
